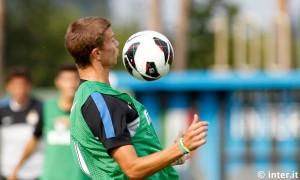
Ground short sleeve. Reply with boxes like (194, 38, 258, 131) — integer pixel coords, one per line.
(81, 92, 138, 155)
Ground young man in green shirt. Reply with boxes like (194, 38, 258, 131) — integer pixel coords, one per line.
(10, 64, 89, 180)
(65, 16, 209, 180)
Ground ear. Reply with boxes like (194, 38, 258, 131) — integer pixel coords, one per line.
(90, 48, 102, 61)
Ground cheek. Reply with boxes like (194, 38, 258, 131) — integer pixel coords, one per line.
(108, 43, 118, 53)
(112, 47, 119, 59)
(109, 46, 116, 53)
(8, 84, 30, 95)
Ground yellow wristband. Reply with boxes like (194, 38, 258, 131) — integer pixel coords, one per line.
(177, 142, 186, 154)
(179, 138, 190, 154)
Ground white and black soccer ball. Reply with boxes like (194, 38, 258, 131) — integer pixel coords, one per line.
(122, 31, 174, 81)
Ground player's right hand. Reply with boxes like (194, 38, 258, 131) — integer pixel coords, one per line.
(182, 114, 208, 151)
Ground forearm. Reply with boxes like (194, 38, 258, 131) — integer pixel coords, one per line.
(113, 114, 208, 179)
(14, 136, 39, 170)
(132, 144, 183, 178)
(122, 144, 183, 179)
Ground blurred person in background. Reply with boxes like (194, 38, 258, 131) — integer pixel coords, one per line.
(9, 64, 90, 180)
(0, 67, 43, 180)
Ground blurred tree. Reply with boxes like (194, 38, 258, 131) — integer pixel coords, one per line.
(188, 0, 239, 69)
(5, 0, 79, 86)
(61, 0, 110, 18)
(4, 0, 111, 87)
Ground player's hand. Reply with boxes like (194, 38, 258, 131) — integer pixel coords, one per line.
(181, 114, 208, 152)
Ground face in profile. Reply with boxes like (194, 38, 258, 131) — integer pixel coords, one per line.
(100, 27, 119, 67)
(55, 71, 79, 98)
(6, 77, 32, 104)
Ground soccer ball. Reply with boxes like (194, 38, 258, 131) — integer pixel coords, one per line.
(122, 31, 174, 81)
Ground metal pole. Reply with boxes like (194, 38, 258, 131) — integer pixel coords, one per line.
(173, 0, 190, 70)
(0, 1, 5, 174)
(148, 0, 161, 32)
(277, 0, 291, 70)
(278, 0, 287, 13)
(213, 16, 229, 71)
(0, 0, 4, 94)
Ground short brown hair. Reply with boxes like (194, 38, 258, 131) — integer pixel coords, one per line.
(5, 67, 32, 84)
(64, 17, 111, 68)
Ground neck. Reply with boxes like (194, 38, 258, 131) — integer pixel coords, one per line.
(14, 97, 29, 107)
(11, 97, 30, 110)
(58, 95, 73, 112)
(78, 64, 110, 85)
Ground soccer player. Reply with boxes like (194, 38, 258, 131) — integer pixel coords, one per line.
(9, 64, 89, 180)
(65, 16, 208, 179)
(0, 67, 43, 180)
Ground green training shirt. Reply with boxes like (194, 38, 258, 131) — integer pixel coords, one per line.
(42, 99, 90, 180)
(70, 81, 178, 180)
